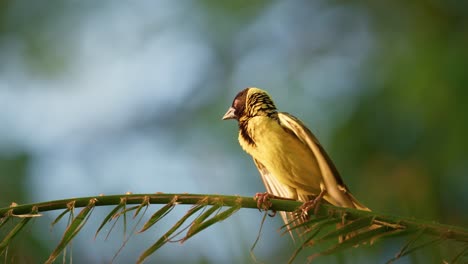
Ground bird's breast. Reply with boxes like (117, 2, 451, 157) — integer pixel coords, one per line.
(238, 116, 322, 195)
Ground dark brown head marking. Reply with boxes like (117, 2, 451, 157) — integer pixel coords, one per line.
(231, 88, 249, 119)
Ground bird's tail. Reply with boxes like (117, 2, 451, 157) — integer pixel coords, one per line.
(333, 193, 383, 244)
(283, 193, 380, 244)
(346, 192, 371, 211)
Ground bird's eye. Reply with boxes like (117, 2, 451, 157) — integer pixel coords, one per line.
(233, 99, 240, 108)
(232, 99, 240, 114)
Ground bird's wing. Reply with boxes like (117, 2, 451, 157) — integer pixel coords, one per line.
(278, 112, 369, 211)
(254, 158, 313, 203)
(253, 159, 303, 238)
(253, 158, 294, 199)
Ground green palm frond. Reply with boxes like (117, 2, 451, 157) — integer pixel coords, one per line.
(0, 193, 467, 263)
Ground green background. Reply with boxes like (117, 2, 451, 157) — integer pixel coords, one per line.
(0, 1, 467, 263)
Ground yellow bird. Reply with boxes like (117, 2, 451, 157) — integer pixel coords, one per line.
(223, 87, 370, 229)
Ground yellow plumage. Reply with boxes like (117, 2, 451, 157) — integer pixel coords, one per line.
(239, 113, 323, 198)
(223, 87, 370, 230)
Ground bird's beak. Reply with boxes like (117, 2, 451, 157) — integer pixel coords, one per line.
(222, 107, 237, 120)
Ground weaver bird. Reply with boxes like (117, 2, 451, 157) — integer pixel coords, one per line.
(223, 87, 370, 230)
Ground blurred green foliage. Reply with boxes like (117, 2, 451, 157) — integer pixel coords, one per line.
(0, 154, 51, 261)
(333, 0, 468, 227)
(0, 154, 29, 207)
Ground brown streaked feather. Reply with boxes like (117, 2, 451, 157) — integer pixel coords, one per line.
(239, 121, 255, 146)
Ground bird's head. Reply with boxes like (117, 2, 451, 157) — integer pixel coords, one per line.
(222, 87, 277, 122)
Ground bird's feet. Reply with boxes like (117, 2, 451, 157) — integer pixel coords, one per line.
(297, 191, 326, 219)
(254, 192, 276, 217)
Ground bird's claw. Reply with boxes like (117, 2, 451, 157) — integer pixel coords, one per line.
(254, 192, 276, 216)
(296, 194, 324, 219)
